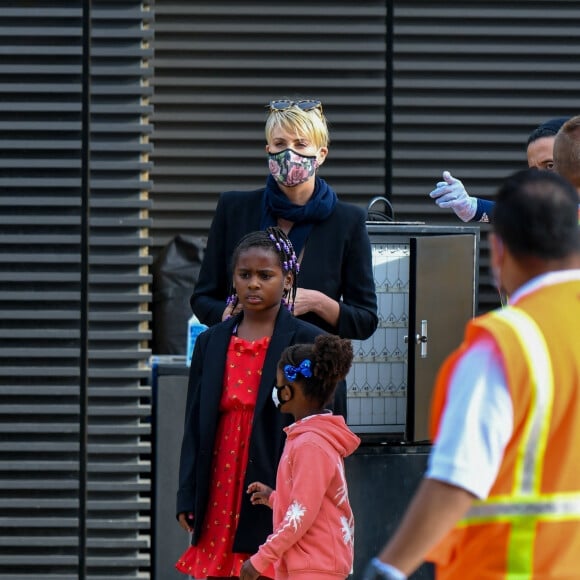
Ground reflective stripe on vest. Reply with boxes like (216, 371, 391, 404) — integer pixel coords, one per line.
(458, 307, 580, 577)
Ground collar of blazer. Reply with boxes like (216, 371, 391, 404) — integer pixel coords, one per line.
(199, 308, 299, 418)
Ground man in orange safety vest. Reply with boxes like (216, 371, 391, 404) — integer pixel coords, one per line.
(364, 168, 580, 580)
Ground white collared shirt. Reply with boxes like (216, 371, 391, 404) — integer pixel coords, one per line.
(426, 270, 580, 498)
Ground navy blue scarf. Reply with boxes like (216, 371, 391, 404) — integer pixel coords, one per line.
(260, 175, 337, 257)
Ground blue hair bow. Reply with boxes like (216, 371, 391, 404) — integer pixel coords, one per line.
(283, 359, 312, 382)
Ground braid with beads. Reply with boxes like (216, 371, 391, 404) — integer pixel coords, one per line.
(226, 227, 300, 316)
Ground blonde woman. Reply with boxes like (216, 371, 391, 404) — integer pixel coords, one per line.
(191, 98, 378, 359)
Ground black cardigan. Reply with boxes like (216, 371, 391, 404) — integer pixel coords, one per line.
(176, 308, 329, 553)
(191, 188, 378, 340)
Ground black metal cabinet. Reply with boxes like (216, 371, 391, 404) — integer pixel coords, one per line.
(346, 445, 434, 579)
(151, 358, 190, 580)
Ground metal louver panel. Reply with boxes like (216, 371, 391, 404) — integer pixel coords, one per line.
(150, 0, 388, 250)
(0, 1, 153, 578)
(151, 0, 580, 317)
(391, 1, 580, 313)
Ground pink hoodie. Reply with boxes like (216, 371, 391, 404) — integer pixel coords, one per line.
(250, 413, 361, 580)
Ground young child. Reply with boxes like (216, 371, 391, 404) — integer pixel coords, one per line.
(175, 227, 326, 580)
(239, 335, 361, 580)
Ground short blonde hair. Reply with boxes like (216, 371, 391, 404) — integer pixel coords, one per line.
(265, 102, 330, 149)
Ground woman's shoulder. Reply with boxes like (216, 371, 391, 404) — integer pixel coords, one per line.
(335, 198, 367, 218)
(218, 187, 265, 206)
(312, 199, 366, 236)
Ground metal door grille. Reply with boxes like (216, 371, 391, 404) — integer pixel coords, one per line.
(0, 1, 153, 577)
(151, 0, 580, 317)
(150, 0, 388, 250)
(391, 1, 580, 313)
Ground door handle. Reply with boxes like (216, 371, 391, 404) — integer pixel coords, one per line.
(415, 319, 428, 358)
(403, 319, 428, 358)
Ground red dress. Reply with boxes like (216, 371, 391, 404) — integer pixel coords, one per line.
(176, 334, 275, 579)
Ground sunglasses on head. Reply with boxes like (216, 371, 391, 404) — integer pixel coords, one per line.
(267, 99, 323, 113)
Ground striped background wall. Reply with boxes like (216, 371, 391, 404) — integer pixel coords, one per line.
(1, 1, 580, 577)
(0, 2, 153, 577)
(151, 0, 580, 316)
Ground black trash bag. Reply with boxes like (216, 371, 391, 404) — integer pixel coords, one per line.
(151, 235, 206, 354)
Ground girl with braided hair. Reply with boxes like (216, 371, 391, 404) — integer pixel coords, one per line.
(176, 227, 326, 580)
(240, 335, 361, 580)
(224, 227, 300, 319)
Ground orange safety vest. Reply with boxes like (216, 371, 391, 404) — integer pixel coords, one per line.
(427, 279, 580, 579)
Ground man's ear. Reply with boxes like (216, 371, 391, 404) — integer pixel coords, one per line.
(489, 232, 508, 302)
(489, 232, 504, 270)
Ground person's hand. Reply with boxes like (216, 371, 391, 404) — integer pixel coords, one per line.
(292, 287, 322, 317)
(221, 301, 242, 321)
(247, 481, 273, 506)
(362, 558, 407, 580)
(429, 171, 477, 222)
(177, 512, 194, 533)
(292, 287, 340, 329)
(239, 559, 261, 580)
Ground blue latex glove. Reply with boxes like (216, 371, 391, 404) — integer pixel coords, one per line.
(362, 558, 407, 580)
(429, 171, 477, 222)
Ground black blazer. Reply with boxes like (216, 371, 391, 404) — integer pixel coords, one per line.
(191, 188, 378, 340)
(176, 308, 328, 553)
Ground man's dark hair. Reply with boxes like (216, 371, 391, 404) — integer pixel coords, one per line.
(492, 168, 579, 260)
(526, 117, 570, 146)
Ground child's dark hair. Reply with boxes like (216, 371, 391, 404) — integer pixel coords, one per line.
(279, 335, 353, 407)
(227, 226, 299, 312)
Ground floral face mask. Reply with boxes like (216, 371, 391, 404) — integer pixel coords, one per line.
(268, 148, 319, 187)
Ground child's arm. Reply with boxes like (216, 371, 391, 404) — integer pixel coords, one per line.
(249, 442, 333, 574)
